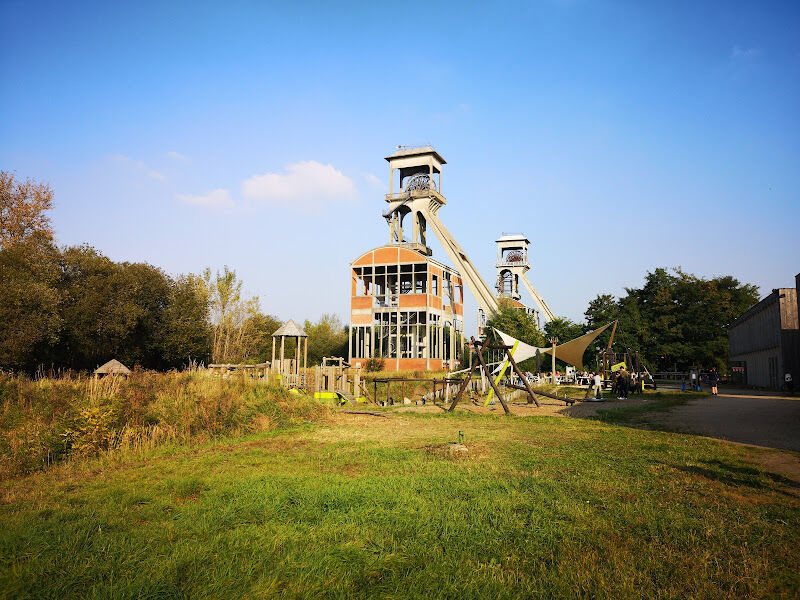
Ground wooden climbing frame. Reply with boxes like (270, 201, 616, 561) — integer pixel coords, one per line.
(448, 334, 545, 413)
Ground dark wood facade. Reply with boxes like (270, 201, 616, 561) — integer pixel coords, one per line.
(728, 282, 800, 389)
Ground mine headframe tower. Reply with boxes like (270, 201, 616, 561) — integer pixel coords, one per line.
(494, 233, 555, 324)
(383, 146, 499, 320)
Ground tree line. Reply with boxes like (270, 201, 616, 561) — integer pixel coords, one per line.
(0, 172, 348, 372)
(487, 267, 759, 372)
(2, 171, 759, 374)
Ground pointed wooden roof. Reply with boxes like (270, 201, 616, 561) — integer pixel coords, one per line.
(94, 359, 131, 374)
(272, 319, 308, 338)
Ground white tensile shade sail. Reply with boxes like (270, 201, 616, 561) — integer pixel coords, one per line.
(494, 322, 615, 371)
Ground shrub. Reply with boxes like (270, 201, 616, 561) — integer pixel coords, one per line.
(0, 371, 328, 479)
(364, 356, 385, 373)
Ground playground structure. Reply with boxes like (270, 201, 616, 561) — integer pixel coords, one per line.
(208, 362, 270, 378)
(313, 357, 368, 403)
(447, 335, 584, 415)
(271, 319, 308, 387)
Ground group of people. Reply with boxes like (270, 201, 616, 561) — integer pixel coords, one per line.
(682, 368, 720, 394)
(579, 368, 647, 400)
(611, 368, 644, 399)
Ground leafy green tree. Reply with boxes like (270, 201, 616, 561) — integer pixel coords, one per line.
(0, 233, 62, 370)
(583, 268, 759, 372)
(156, 275, 212, 368)
(303, 314, 349, 365)
(486, 299, 545, 346)
(56, 246, 171, 370)
(243, 311, 283, 364)
(543, 317, 583, 345)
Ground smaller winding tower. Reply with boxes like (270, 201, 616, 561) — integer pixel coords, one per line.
(495, 233, 530, 301)
(494, 233, 555, 326)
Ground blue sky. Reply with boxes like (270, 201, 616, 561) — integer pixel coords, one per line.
(2, 0, 798, 332)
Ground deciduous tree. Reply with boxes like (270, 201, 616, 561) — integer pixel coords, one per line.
(0, 172, 54, 249)
(0, 233, 62, 369)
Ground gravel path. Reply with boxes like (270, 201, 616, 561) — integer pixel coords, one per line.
(648, 393, 800, 452)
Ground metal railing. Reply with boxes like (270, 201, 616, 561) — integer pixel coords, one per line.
(385, 189, 446, 203)
(495, 259, 529, 268)
(374, 295, 399, 308)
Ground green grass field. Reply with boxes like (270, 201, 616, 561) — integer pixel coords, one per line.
(2, 408, 799, 599)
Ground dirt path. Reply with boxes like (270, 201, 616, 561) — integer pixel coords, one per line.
(646, 393, 800, 452)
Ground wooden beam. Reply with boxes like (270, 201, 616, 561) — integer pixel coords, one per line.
(476, 338, 510, 414)
(448, 336, 488, 412)
(504, 346, 540, 407)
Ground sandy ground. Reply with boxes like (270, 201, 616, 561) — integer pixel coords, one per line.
(393, 391, 800, 451)
(391, 395, 649, 418)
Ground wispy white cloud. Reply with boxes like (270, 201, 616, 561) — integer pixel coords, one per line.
(364, 173, 384, 188)
(731, 46, 761, 59)
(166, 151, 190, 163)
(241, 161, 356, 209)
(109, 153, 167, 182)
(176, 188, 234, 210)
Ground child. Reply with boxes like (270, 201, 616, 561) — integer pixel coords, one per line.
(709, 368, 719, 396)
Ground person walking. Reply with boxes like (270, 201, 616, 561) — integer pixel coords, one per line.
(709, 368, 719, 396)
(630, 372, 638, 395)
(593, 371, 603, 400)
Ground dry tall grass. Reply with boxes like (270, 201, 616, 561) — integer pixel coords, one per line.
(0, 371, 327, 479)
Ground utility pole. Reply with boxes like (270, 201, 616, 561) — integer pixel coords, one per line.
(548, 336, 559, 385)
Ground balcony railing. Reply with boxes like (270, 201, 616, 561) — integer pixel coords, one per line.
(374, 295, 399, 308)
(495, 259, 529, 269)
(385, 189, 446, 204)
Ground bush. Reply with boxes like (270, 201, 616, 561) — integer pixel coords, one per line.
(0, 371, 328, 479)
(364, 356, 385, 373)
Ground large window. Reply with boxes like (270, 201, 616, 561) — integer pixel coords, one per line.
(369, 310, 428, 359)
(350, 326, 371, 359)
(354, 263, 428, 304)
(414, 264, 427, 293)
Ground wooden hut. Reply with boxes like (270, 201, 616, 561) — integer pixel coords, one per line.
(272, 319, 308, 377)
(94, 359, 132, 378)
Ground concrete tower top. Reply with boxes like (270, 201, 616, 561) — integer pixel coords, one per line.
(384, 145, 446, 169)
(495, 233, 530, 245)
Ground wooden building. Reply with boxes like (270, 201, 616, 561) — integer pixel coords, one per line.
(728, 281, 799, 389)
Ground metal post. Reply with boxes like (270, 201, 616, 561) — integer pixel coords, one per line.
(549, 337, 558, 385)
(280, 336, 285, 377)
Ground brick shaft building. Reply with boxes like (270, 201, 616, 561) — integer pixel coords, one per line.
(349, 245, 464, 371)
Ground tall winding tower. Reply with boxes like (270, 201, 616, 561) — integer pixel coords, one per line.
(348, 147, 465, 370)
